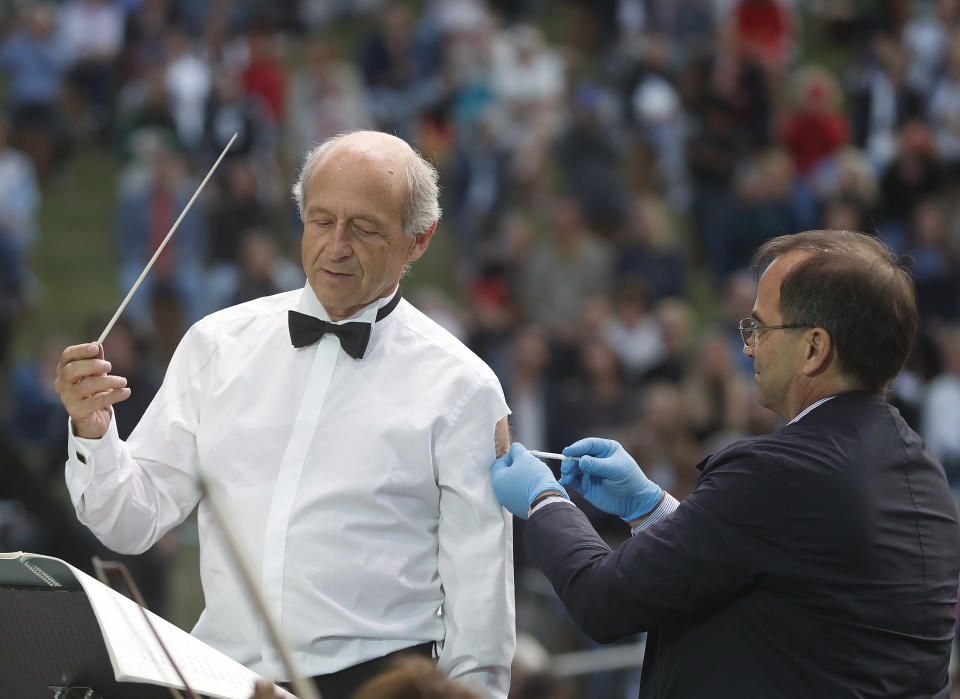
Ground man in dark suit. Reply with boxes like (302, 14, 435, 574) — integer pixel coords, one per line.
(492, 229, 960, 697)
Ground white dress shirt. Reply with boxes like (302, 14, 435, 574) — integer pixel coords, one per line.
(65, 283, 515, 696)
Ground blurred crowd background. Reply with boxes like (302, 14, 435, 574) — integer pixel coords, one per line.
(1, 0, 960, 697)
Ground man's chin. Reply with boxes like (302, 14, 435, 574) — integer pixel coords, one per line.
(309, 283, 362, 315)
(312, 274, 356, 294)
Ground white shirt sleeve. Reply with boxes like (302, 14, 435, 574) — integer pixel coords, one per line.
(435, 378, 515, 698)
(630, 492, 680, 535)
(63, 325, 211, 554)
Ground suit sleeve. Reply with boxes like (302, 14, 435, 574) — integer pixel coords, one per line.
(525, 449, 773, 643)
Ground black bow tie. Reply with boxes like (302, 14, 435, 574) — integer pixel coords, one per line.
(288, 289, 401, 359)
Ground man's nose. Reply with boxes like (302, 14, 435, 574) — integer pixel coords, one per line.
(327, 222, 354, 259)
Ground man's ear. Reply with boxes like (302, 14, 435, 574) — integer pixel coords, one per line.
(802, 327, 833, 376)
(406, 221, 437, 263)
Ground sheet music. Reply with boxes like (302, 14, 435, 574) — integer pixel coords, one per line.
(69, 563, 291, 699)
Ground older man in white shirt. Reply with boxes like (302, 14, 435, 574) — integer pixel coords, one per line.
(54, 131, 515, 698)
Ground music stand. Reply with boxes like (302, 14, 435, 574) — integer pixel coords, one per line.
(0, 582, 175, 698)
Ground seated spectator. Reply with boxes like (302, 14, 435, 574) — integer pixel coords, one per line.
(720, 270, 758, 378)
(0, 228, 22, 369)
(7, 336, 65, 450)
(0, 3, 71, 179)
(682, 327, 753, 446)
(59, 0, 126, 136)
(554, 83, 628, 236)
(502, 325, 555, 451)
(810, 146, 878, 211)
(627, 38, 691, 208)
(205, 158, 271, 312)
(0, 116, 41, 253)
(0, 117, 35, 368)
(902, 0, 960, 95)
(728, 0, 795, 71)
(201, 67, 276, 168)
(779, 66, 850, 177)
(922, 324, 960, 493)
(552, 335, 638, 538)
(447, 114, 511, 276)
(848, 31, 926, 170)
(164, 28, 213, 150)
(687, 94, 740, 280)
(626, 380, 703, 500)
(929, 36, 960, 170)
(490, 22, 566, 199)
(241, 23, 287, 126)
(115, 66, 178, 154)
(464, 261, 514, 378)
(440, 0, 498, 133)
(517, 198, 613, 331)
(817, 195, 873, 234)
(114, 139, 206, 330)
(287, 39, 372, 157)
(822, 194, 870, 229)
(359, 2, 441, 143)
(227, 228, 302, 307)
(615, 192, 687, 300)
(603, 281, 665, 384)
(721, 148, 799, 274)
(905, 197, 960, 324)
(877, 123, 947, 252)
(642, 297, 694, 385)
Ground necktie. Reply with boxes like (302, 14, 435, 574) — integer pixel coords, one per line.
(288, 289, 402, 359)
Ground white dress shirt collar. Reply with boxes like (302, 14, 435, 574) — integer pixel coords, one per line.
(296, 281, 400, 325)
(788, 395, 837, 425)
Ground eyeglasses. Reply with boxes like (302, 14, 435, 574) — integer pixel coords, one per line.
(738, 317, 811, 346)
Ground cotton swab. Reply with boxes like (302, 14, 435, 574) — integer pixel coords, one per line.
(96, 132, 239, 345)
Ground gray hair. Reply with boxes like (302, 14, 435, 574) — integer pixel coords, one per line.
(291, 130, 441, 238)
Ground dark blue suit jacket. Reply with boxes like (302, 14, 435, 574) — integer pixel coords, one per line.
(526, 391, 960, 698)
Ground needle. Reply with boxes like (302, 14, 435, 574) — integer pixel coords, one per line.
(529, 450, 580, 463)
(96, 132, 239, 345)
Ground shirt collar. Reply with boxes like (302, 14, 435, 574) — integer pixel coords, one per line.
(296, 281, 400, 325)
(787, 395, 837, 425)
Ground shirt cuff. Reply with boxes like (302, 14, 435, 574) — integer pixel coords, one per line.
(65, 414, 121, 502)
(528, 495, 574, 517)
(630, 492, 679, 536)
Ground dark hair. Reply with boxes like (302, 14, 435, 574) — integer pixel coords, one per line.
(751, 230, 917, 390)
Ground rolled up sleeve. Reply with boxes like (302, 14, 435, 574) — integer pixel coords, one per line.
(435, 378, 515, 697)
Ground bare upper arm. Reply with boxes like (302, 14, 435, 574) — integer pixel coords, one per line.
(494, 417, 510, 458)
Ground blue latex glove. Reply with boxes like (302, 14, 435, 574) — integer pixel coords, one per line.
(491, 442, 569, 519)
(559, 437, 662, 521)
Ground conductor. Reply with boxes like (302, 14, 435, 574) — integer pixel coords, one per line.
(492, 229, 960, 697)
(55, 130, 515, 698)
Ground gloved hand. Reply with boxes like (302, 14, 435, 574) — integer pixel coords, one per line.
(559, 437, 662, 521)
(491, 442, 568, 519)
